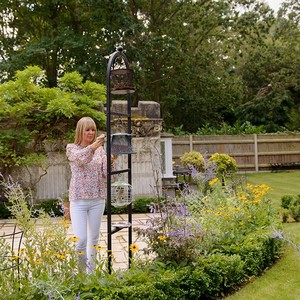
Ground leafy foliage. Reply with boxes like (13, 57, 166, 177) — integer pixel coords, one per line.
(2, 1, 300, 133)
(209, 153, 238, 179)
(0, 66, 105, 177)
(280, 194, 300, 222)
(180, 150, 205, 172)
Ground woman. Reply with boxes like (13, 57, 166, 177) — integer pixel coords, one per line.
(66, 117, 108, 272)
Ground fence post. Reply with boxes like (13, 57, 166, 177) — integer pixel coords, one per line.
(254, 134, 259, 172)
(189, 135, 193, 152)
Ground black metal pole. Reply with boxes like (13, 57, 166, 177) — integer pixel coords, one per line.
(127, 91, 133, 267)
(106, 46, 133, 273)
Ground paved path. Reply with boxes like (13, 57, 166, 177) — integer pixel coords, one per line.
(0, 213, 151, 271)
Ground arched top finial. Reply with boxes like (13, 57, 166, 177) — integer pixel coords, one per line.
(116, 46, 123, 52)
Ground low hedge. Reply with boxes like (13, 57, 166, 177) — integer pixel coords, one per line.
(0, 196, 159, 219)
(224, 234, 283, 276)
(74, 236, 282, 299)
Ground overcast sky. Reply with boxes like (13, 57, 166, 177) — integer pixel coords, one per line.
(264, 0, 283, 12)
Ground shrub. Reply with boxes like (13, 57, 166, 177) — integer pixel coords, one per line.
(0, 66, 106, 192)
(280, 194, 300, 222)
(104, 196, 160, 215)
(0, 196, 159, 219)
(0, 202, 12, 218)
(227, 234, 283, 276)
(281, 208, 289, 223)
(290, 205, 300, 222)
(208, 153, 238, 180)
(180, 150, 204, 171)
(132, 196, 161, 213)
(34, 199, 63, 216)
(281, 195, 294, 209)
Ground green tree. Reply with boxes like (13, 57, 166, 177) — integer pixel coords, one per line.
(123, 0, 276, 132)
(0, 0, 129, 87)
(2, 0, 300, 133)
(0, 66, 106, 178)
(235, 0, 300, 131)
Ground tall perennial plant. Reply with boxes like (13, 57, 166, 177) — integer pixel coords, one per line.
(136, 171, 283, 266)
(0, 176, 108, 298)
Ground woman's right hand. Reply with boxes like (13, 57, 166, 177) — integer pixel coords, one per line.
(90, 134, 105, 151)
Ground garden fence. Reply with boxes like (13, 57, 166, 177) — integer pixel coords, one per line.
(172, 133, 300, 172)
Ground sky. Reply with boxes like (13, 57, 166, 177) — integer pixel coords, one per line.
(265, 0, 283, 12)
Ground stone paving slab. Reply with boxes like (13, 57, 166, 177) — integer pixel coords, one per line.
(0, 214, 151, 271)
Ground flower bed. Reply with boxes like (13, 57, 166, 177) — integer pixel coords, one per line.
(0, 174, 284, 299)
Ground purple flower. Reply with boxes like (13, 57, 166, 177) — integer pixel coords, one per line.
(272, 229, 284, 240)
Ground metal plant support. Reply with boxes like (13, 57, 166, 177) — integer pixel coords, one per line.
(106, 46, 135, 273)
(0, 222, 24, 283)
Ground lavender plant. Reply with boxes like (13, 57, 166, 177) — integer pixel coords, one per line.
(135, 198, 205, 264)
(272, 228, 300, 256)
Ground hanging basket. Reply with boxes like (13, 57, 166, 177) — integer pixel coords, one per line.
(111, 181, 133, 207)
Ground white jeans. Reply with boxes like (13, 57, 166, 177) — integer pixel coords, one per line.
(70, 198, 105, 272)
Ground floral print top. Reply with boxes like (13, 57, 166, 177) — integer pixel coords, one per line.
(66, 144, 107, 201)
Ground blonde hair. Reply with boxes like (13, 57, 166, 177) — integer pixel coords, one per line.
(74, 117, 97, 145)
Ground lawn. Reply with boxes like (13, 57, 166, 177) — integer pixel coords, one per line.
(226, 170, 300, 300)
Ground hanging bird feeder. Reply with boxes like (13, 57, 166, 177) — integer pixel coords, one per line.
(110, 68, 135, 95)
(111, 133, 134, 155)
(111, 181, 133, 207)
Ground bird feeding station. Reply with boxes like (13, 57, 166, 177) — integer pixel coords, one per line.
(106, 46, 135, 273)
(111, 133, 134, 155)
(111, 181, 133, 207)
(110, 68, 135, 95)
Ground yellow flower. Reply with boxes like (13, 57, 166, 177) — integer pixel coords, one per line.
(247, 183, 253, 189)
(60, 219, 70, 228)
(43, 250, 52, 255)
(129, 243, 139, 252)
(54, 253, 66, 260)
(69, 236, 79, 242)
(209, 178, 219, 186)
(9, 256, 20, 261)
(215, 211, 223, 216)
(91, 245, 103, 251)
(34, 259, 42, 265)
(18, 248, 26, 254)
(77, 251, 85, 256)
(158, 235, 167, 241)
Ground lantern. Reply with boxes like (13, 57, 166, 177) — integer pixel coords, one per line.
(111, 181, 133, 207)
(111, 133, 134, 155)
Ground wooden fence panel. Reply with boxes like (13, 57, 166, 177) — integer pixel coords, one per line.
(172, 134, 300, 172)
